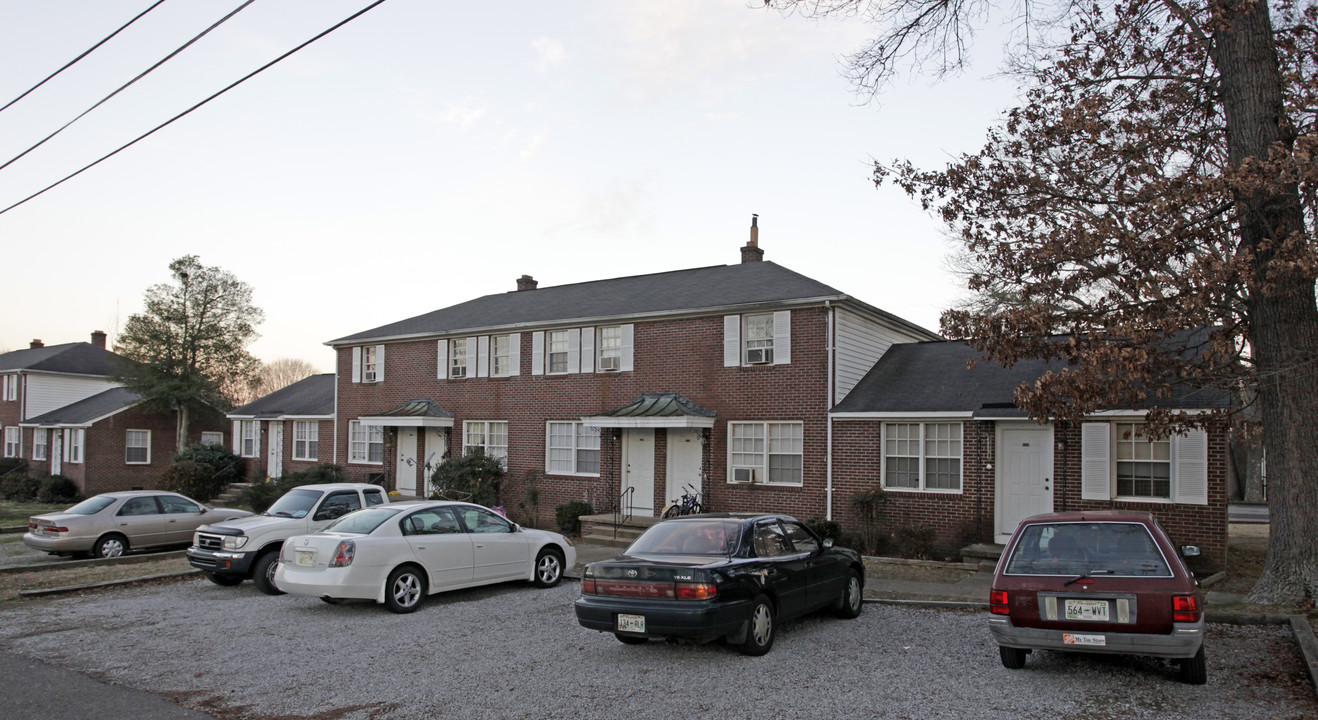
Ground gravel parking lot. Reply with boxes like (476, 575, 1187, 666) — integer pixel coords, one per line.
(0, 577, 1314, 720)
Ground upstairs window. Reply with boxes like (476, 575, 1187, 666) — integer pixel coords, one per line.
(125, 429, 151, 464)
(547, 331, 570, 373)
(597, 326, 622, 371)
(743, 314, 775, 365)
(491, 334, 513, 376)
(352, 345, 385, 383)
(2, 375, 16, 401)
(449, 339, 469, 379)
(723, 312, 790, 367)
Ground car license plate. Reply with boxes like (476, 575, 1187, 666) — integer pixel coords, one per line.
(296, 550, 315, 566)
(616, 614, 645, 633)
(1064, 633, 1107, 646)
(1064, 599, 1110, 621)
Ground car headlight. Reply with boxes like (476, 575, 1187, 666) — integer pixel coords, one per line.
(222, 536, 249, 550)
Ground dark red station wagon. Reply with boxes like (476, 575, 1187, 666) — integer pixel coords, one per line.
(988, 511, 1206, 684)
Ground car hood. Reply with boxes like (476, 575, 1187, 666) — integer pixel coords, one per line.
(199, 513, 305, 535)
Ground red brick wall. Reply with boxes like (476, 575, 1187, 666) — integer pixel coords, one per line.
(334, 309, 835, 527)
(70, 406, 228, 495)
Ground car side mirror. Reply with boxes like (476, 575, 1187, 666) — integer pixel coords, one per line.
(822, 538, 834, 549)
(1180, 545, 1201, 558)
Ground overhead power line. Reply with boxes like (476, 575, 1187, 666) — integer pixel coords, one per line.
(0, 0, 171, 115)
(0, 0, 260, 173)
(0, 0, 393, 217)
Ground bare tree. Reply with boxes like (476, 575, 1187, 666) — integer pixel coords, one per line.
(252, 358, 320, 398)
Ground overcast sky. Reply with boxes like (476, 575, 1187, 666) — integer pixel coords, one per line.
(0, 0, 1017, 370)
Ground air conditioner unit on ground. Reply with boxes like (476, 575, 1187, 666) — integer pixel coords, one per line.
(745, 348, 773, 365)
(732, 467, 759, 483)
(598, 356, 620, 371)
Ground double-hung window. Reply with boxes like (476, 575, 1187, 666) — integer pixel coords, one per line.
(1115, 422, 1172, 499)
(33, 430, 47, 461)
(66, 429, 84, 464)
(597, 326, 622, 371)
(1081, 421, 1207, 504)
(200, 431, 223, 446)
(547, 331, 570, 373)
(491, 335, 513, 376)
(240, 421, 260, 458)
(349, 421, 384, 464)
(546, 422, 600, 475)
(728, 421, 803, 486)
(362, 346, 379, 382)
(464, 421, 508, 467)
(293, 421, 319, 461)
(882, 422, 962, 492)
(3, 427, 19, 458)
(125, 430, 150, 464)
(449, 339, 469, 379)
(743, 314, 775, 364)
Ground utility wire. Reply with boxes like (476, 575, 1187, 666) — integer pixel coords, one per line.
(0, 0, 260, 173)
(0, 0, 392, 217)
(0, 0, 172, 115)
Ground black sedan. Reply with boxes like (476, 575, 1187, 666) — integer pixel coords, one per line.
(574, 513, 864, 655)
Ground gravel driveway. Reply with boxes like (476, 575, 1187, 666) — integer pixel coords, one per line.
(0, 577, 1313, 720)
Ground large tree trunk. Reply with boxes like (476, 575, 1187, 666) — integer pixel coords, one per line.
(1212, 0, 1318, 605)
(176, 402, 190, 452)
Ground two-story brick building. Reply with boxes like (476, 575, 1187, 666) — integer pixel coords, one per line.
(326, 231, 940, 526)
(1, 333, 227, 495)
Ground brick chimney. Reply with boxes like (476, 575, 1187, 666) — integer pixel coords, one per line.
(516, 275, 538, 292)
(30, 339, 43, 349)
(90, 330, 107, 349)
(740, 214, 764, 263)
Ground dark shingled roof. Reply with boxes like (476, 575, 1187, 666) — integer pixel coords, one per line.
(832, 340, 1231, 415)
(599, 393, 717, 419)
(24, 387, 141, 426)
(0, 342, 123, 376)
(229, 374, 335, 419)
(328, 261, 923, 345)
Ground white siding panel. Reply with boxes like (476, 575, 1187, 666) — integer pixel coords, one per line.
(24, 375, 121, 420)
(833, 308, 914, 404)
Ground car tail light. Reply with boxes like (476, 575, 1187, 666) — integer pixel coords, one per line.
(1172, 594, 1201, 622)
(581, 577, 597, 594)
(990, 589, 1010, 615)
(674, 582, 717, 601)
(329, 541, 355, 568)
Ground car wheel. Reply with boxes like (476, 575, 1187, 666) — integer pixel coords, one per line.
(205, 572, 243, 587)
(615, 634, 649, 645)
(1177, 646, 1207, 685)
(735, 595, 776, 656)
(93, 534, 128, 559)
(834, 570, 864, 619)
(384, 566, 426, 613)
(252, 552, 284, 596)
(532, 547, 565, 588)
(999, 645, 1029, 669)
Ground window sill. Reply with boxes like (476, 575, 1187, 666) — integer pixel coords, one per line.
(349, 460, 384, 466)
(881, 486, 964, 495)
(546, 471, 601, 478)
(1113, 496, 1173, 504)
(725, 481, 803, 488)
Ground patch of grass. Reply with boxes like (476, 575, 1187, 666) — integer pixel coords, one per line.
(0, 557, 194, 604)
(863, 558, 976, 584)
(0, 501, 67, 527)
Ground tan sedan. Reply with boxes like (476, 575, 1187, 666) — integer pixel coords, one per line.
(24, 491, 251, 559)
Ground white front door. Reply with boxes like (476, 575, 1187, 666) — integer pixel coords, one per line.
(267, 423, 283, 479)
(665, 428, 702, 507)
(423, 428, 447, 497)
(396, 427, 418, 496)
(623, 429, 655, 516)
(996, 425, 1054, 542)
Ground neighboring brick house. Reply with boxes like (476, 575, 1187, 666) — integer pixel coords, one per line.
(227, 374, 335, 479)
(829, 340, 1231, 567)
(2, 334, 227, 495)
(326, 231, 939, 526)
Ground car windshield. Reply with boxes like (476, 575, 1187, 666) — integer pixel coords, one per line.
(626, 519, 741, 556)
(63, 496, 116, 515)
(266, 488, 323, 518)
(1003, 522, 1173, 577)
(322, 507, 400, 534)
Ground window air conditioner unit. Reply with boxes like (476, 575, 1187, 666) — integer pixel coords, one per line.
(450, 366, 467, 379)
(598, 356, 620, 372)
(745, 348, 773, 365)
(732, 467, 759, 483)
(363, 370, 377, 382)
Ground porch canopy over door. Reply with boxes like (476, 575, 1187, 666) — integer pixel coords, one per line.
(358, 399, 455, 495)
(580, 392, 716, 431)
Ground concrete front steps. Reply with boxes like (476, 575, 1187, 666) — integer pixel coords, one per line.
(210, 482, 252, 509)
(579, 513, 663, 548)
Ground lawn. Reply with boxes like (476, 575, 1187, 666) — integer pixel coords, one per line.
(0, 501, 68, 527)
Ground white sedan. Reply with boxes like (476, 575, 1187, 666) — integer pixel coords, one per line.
(274, 501, 577, 613)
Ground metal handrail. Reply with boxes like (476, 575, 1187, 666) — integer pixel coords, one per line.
(613, 486, 634, 540)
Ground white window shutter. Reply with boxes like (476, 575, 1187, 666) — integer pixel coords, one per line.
(436, 340, 448, 379)
(375, 345, 385, 381)
(465, 337, 478, 378)
(232, 421, 241, 453)
(509, 333, 521, 376)
(477, 336, 490, 378)
(580, 327, 595, 373)
(531, 332, 544, 375)
(63, 429, 70, 462)
(567, 328, 581, 373)
(1172, 429, 1209, 505)
(1081, 422, 1112, 501)
(620, 324, 635, 372)
(351, 347, 362, 383)
(723, 315, 741, 367)
(773, 310, 792, 365)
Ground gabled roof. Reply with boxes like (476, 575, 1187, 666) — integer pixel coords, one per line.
(228, 374, 335, 419)
(0, 342, 123, 376)
(328, 261, 933, 345)
(832, 340, 1231, 416)
(22, 387, 142, 427)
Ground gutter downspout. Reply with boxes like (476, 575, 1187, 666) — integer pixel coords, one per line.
(332, 359, 340, 466)
(825, 301, 834, 521)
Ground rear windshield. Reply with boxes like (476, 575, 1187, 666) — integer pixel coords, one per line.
(1003, 522, 1172, 577)
(322, 507, 400, 535)
(63, 496, 116, 515)
(266, 488, 323, 518)
(626, 519, 742, 556)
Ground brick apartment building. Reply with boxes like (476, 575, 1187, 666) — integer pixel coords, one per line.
(227, 373, 335, 480)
